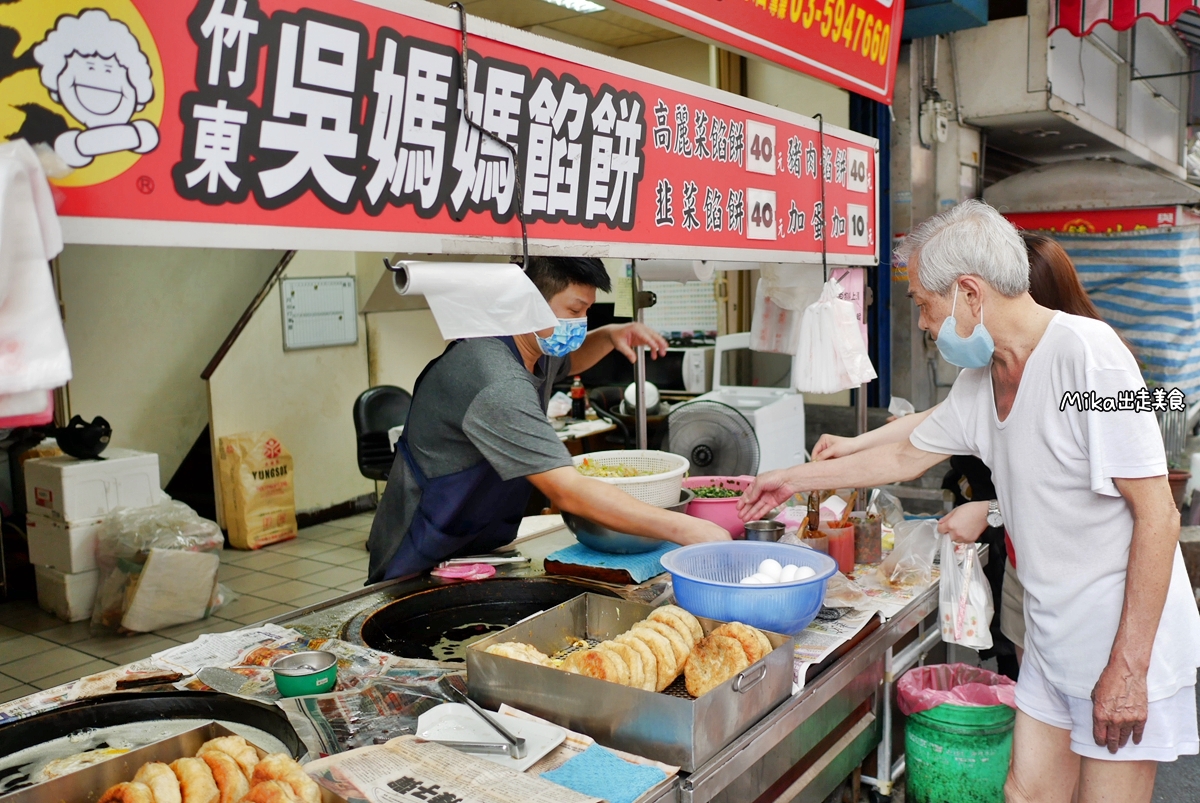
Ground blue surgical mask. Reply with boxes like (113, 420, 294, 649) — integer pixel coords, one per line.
(935, 285, 994, 369)
(536, 317, 588, 357)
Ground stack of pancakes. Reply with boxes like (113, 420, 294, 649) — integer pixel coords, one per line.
(96, 736, 320, 803)
(484, 605, 775, 698)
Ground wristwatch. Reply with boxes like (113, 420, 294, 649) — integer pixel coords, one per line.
(986, 500, 1004, 528)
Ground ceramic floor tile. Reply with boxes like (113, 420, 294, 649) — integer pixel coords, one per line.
(105, 640, 179, 668)
(219, 548, 257, 566)
(260, 558, 330, 581)
(0, 625, 23, 642)
(226, 552, 301, 573)
(265, 540, 340, 559)
(311, 546, 370, 566)
(251, 580, 328, 604)
(337, 581, 369, 593)
(296, 524, 347, 541)
(303, 565, 365, 588)
(211, 595, 278, 622)
(223, 573, 288, 596)
(230, 603, 293, 625)
(218, 564, 252, 582)
(0, 684, 37, 703)
(0, 634, 60, 663)
(344, 556, 370, 573)
(72, 632, 175, 659)
(32, 659, 117, 690)
(0, 602, 66, 634)
(315, 529, 369, 548)
(326, 513, 375, 530)
(37, 621, 96, 645)
(0, 674, 23, 693)
(1, 646, 96, 683)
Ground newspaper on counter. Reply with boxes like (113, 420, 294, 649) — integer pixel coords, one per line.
(304, 734, 601, 803)
(152, 624, 301, 674)
(856, 567, 940, 620)
(279, 672, 468, 755)
(792, 606, 878, 693)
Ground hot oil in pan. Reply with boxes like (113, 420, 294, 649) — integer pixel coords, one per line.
(355, 578, 618, 662)
(429, 622, 507, 662)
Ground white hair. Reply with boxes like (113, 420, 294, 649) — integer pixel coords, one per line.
(895, 199, 1029, 297)
(34, 9, 154, 106)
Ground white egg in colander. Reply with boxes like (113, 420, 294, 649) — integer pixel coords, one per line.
(738, 559, 818, 585)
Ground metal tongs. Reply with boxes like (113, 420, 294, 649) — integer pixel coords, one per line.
(429, 687, 528, 759)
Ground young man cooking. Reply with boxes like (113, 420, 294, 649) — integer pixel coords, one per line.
(738, 201, 1200, 803)
(368, 256, 730, 583)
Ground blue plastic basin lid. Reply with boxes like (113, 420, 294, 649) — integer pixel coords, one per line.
(660, 542, 838, 587)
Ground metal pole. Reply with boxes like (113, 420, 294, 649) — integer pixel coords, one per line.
(856, 381, 868, 510)
(633, 262, 648, 449)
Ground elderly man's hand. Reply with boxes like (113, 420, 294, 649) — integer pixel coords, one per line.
(1091, 659, 1149, 753)
(737, 469, 800, 522)
(608, 323, 668, 362)
(937, 501, 990, 543)
(812, 434, 855, 461)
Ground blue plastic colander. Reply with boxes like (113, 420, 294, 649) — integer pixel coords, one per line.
(660, 542, 837, 634)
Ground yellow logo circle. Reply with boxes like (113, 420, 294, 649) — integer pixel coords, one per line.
(0, 0, 164, 187)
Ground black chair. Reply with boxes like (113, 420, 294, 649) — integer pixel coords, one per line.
(353, 386, 412, 481)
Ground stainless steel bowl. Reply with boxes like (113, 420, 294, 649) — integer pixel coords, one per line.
(744, 520, 784, 542)
(563, 489, 695, 554)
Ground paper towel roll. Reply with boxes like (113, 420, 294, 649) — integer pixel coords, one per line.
(635, 260, 716, 283)
(390, 261, 558, 340)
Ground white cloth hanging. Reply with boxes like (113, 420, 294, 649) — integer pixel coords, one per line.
(0, 139, 69, 412)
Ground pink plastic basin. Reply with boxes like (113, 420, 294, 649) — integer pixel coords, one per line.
(682, 476, 755, 539)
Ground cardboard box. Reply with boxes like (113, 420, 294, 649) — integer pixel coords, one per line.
(24, 449, 161, 523)
(26, 512, 103, 573)
(35, 564, 99, 622)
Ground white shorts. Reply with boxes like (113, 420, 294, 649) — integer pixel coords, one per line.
(1014, 651, 1199, 762)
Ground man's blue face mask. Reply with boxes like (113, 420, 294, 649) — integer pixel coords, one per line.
(935, 284, 994, 369)
(536, 317, 588, 357)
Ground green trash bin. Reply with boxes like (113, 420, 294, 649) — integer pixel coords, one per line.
(905, 702, 1015, 803)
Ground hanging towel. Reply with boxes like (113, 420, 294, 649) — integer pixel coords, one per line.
(0, 139, 69, 399)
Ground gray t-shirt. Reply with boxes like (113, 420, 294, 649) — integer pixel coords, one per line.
(367, 338, 573, 581)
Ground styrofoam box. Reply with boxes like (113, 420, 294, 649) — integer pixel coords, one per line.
(35, 565, 99, 623)
(26, 513, 103, 573)
(24, 449, 160, 523)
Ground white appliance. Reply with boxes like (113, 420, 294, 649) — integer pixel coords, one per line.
(669, 346, 714, 394)
(696, 333, 806, 472)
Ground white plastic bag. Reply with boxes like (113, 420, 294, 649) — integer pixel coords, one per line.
(92, 501, 227, 633)
(871, 518, 939, 587)
(938, 535, 994, 650)
(794, 278, 877, 393)
(750, 279, 802, 355)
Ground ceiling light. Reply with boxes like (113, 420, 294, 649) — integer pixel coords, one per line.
(541, 0, 606, 13)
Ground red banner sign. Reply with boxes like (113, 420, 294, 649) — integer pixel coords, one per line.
(606, 0, 904, 104)
(1006, 207, 1200, 234)
(0, 0, 878, 264)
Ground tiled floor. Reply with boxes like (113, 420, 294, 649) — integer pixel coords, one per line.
(0, 513, 373, 704)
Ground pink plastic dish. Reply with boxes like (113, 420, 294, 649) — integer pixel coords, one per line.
(430, 563, 497, 581)
(682, 475, 756, 539)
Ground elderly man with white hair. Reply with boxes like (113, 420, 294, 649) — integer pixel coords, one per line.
(739, 200, 1200, 802)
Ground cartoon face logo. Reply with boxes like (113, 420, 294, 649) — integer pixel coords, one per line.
(31, 8, 159, 168)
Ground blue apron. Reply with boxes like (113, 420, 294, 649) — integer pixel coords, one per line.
(382, 337, 537, 580)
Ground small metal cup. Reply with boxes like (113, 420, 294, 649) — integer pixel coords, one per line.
(744, 520, 784, 542)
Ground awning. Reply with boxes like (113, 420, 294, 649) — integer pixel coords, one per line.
(1051, 0, 1199, 36)
(1058, 226, 1200, 402)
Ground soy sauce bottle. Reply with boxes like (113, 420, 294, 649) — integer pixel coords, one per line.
(570, 376, 587, 420)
